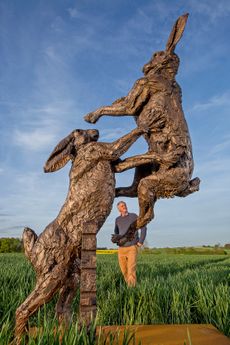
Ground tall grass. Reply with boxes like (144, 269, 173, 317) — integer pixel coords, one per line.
(0, 253, 229, 344)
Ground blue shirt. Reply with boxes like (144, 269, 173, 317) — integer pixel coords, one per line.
(114, 212, 147, 247)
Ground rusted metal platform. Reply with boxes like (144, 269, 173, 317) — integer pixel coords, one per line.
(97, 324, 230, 345)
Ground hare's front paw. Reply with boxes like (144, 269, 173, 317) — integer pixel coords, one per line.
(138, 125, 150, 135)
(84, 112, 100, 124)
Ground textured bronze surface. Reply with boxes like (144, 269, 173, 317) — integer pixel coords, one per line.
(15, 13, 200, 342)
(15, 127, 147, 343)
(84, 14, 200, 244)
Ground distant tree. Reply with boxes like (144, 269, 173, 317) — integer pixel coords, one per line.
(0, 238, 23, 253)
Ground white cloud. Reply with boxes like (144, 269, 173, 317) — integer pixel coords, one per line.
(50, 16, 65, 33)
(0, 168, 69, 236)
(9, 99, 81, 152)
(210, 136, 230, 154)
(115, 78, 133, 94)
(25, 101, 75, 119)
(100, 127, 132, 141)
(189, 0, 230, 22)
(194, 154, 230, 179)
(67, 7, 80, 19)
(63, 3, 167, 61)
(191, 91, 230, 112)
(45, 46, 64, 64)
(14, 128, 57, 151)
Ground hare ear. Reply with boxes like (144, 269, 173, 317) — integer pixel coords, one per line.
(44, 131, 76, 173)
(166, 13, 189, 54)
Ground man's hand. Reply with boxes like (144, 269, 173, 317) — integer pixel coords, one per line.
(137, 242, 143, 247)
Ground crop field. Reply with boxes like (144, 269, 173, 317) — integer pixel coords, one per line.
(0, 253, 229, 344)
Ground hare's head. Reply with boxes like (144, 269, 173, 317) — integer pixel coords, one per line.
(44, 129, 99, 173)
(143, 51, 180, 78)
(143, 13, 188, 78)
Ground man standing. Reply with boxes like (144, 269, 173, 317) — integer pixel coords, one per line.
(114, 201, 147, 287)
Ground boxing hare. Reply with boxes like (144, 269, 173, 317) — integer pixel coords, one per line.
(15, 126, 147, 343)
(84, 14, 200, 244)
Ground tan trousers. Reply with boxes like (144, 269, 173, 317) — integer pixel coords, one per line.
(118, 245, 138, 287)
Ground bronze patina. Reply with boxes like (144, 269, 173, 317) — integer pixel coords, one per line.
(15, 13, 200, 343)
(15, 127, 148, 343)
(85, 13, 200, 244)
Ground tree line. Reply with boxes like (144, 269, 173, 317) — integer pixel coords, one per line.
(0, 238, 23, 253)
(0, 237, 230, 253)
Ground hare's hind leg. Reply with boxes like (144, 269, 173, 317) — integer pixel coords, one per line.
(136, 168, 192, 229)
(15, 262, 69, 344)
(56, 258, 81, 326)
(136, 176, 157, 228)
(114, 174, 158, 245)
(115, 165, 152, 198)
(115, 167, 140, 198)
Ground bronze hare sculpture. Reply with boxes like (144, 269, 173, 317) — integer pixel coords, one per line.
(85, 14, 200, 244)
(15, 13, 200, 343)
(15, 126, 147, 343)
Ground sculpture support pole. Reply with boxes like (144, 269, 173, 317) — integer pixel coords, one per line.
(79, 221, 97, 327)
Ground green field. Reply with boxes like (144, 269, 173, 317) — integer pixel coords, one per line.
(0, 253, 229, 344)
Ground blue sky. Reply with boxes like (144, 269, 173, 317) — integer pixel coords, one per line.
(0, 0, 229, 248)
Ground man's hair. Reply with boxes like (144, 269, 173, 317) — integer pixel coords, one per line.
(117, 201, 126, 207)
